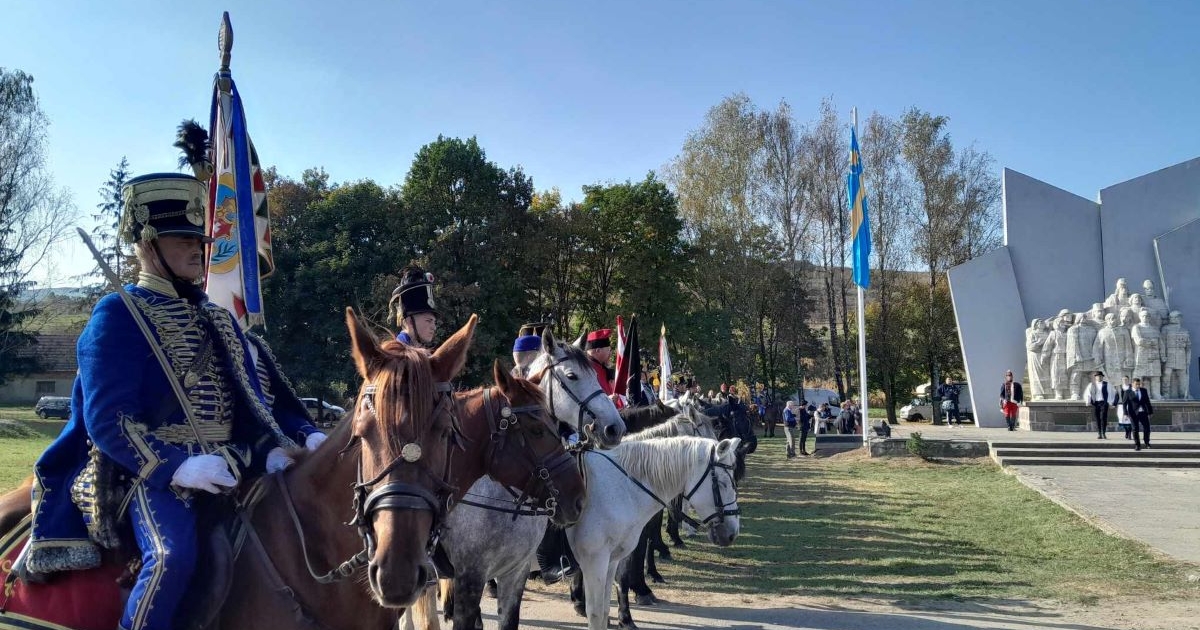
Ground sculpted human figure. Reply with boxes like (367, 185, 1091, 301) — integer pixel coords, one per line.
(1093, 313, 1134, 384)
(1127, 294, 1146, 325)
(1104, 278, 1130, 318)
(1141, 279, 1169, 327)
(1040, 311, 1073, 400)
(1065, 307, 1102, 400)
(1026, 318, 1051, 400)
(1130, 307, 1164, 398)
(1161, 311, 1191, 399)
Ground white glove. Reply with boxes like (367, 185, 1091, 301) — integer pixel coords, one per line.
(172, 454, 238, 494)
(305, 432, 328, 451)
(266, 447, 294, 473)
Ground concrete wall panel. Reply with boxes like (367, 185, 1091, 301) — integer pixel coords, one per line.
(1154, 218, 1200, 398)
(1003, 168, 1104, 322)
(1101, 157, 1200, 291)
(948, 247, 1028, 428)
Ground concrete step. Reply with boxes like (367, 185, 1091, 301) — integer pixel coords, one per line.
(993, 447, 1200, 459)
(998, 457, 1200, 468)
(989, 441, 1200, 450)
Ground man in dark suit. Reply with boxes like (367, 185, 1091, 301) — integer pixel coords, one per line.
(1000, 370, 1024, 431)
(1122, 377, 1154, 451)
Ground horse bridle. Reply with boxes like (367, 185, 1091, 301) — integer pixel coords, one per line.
(530, 354, 609, 440)
(457, 388, 578, 519)
(681, 445, 741, 527)
(278, 378, 460, 585)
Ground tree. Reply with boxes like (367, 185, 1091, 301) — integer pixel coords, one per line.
(901, 108, 1000, 419)
(0, 68, 73, 385)
(401, 136, 535, 383)
(91, 156, 134, 285)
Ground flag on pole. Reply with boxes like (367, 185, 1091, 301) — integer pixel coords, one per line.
(624, 316, 646, 407)
(614, 315, 628, 397)
(205, 12, 274, 329)
(848, 126, 871, 290)
(658, 324, 673, 401)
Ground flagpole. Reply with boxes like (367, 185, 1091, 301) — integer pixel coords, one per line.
(853, 107, 869, 447)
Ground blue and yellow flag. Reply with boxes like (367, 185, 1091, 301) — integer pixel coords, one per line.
(848, 127, 871, 289)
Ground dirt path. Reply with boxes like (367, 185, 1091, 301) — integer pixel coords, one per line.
(479, 583, 1200, 630)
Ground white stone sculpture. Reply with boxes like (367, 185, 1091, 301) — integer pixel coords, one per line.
(1130, 307, 1164, 399)
(1026, 318, 1051, 400)
(1040, 311, 1073, 400)
(1104, 278, 1129, 317)
(1065, 305, 1103, 400)
(1127, 293, 1146, 324)
(1093, 312, 1134, 384)
(1161, 311, 1191, 399)
(1141, 279, 1169, 327)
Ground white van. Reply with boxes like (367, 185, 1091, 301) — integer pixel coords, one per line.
(790, 388, 840, 407)
(900, 382, 973, 422)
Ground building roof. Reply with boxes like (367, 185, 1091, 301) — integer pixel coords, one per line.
(16, 333, 79, 373)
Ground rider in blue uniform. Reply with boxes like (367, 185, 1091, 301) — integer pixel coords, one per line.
(26, 172, 318, 630)
(391, 265, 438, 347)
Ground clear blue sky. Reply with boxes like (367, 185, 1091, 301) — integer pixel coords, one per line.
(5, 0, 1198, 285)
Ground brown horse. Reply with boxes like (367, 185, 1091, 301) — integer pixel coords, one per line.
(0, 309, 476, 629)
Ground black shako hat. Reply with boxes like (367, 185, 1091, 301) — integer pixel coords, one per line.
(392, 265, 438, 320)
(121, 173, 212, 244)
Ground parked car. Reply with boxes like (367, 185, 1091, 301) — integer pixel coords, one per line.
(34, 396, 71, 419)
(301, 398, 346, 426)
(788, 388, 841, 407)
(900, 382, 974, 422)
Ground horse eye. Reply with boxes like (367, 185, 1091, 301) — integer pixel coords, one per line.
(565, 370, 578, 381)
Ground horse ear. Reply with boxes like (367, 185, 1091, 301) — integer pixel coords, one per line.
(345, 307, 381, 380)
(431, 313, 478, 382)
(492, 358, 513, 396)
(541, 328, 556, 354)
(717, 437, 742, 459)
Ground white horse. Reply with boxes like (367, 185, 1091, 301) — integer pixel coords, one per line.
(569, 436, 742, 630)
(404, 329, 624, 630)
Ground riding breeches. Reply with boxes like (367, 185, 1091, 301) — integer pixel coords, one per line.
(121, 485, 198, 630)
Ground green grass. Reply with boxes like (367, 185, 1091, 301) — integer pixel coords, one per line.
(0, 404, 44, 424)
(662, 435, 1198, 603)
(0, 436, 50, 491)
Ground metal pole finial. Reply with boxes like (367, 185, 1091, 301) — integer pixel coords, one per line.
(218, 12, 233, 72)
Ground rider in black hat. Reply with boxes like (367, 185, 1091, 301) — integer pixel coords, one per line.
(391, 265, 438, 347)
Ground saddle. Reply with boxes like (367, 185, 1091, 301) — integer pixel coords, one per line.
(1, 496, 239, 630)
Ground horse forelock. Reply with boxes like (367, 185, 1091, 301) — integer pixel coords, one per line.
(373, 339, 435, 460)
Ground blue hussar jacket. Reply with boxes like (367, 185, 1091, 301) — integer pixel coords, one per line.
(27, 281, 313, 573)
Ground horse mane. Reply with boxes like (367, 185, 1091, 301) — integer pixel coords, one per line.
(373, 339, 435, 461)
(607, 436, 714, 497)
(625, 416, 695, 440)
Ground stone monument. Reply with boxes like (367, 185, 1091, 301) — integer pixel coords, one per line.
(1162, 311, 1192, 399)
(1040, 311, 1072, 401)
(1026, 318, 1050, 400)
(1130, 306, 1164, 398)
(1093, 312, 1133, 383)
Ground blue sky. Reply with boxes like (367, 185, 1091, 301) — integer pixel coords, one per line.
(4, 0, 1198, 285)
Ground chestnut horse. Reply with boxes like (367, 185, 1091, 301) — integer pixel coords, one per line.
(0, 309, 473, 629)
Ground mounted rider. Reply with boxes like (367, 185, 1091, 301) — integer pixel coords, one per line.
(513, 321, 549, 378)
(581, 328, 616, 395)
(391, 264, 438, 348)
(25, 171, 320, 630)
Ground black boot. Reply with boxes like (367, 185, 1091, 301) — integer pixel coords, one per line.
(535, 527, 576, 585)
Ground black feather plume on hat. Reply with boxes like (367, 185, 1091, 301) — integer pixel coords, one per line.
(174, 119, 212, 180)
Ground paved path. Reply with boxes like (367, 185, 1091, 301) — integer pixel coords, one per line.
(885, 423, 1200, 565)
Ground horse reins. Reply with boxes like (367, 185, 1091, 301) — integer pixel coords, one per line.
(456, 387, 576, 519)
(276, 379, 460, 585)
(530, 354, 609, 441)
(681, 445, 741, 526)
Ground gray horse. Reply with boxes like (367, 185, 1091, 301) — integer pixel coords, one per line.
(424, 329, 625, 630)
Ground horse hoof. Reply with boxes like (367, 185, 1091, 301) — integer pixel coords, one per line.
(649, 574, 665, 584)
(672, 541, 685, 548)
(636, 593, 656, 606)
(657, 550, 672, 560)
(573, 602, 587, 617)
(618, 622, 639, 630)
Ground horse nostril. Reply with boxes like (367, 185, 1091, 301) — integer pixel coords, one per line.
(416, 563, 430, 587)
(604, 424, 618, 438)
(574, 497, 584, 514)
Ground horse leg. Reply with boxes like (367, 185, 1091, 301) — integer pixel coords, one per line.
(616, 555, 639, 630)
(450, 571, 484, 630)
(410, 586, 440, 630)
(579, 550, 614, 630)
(628, 526, 656, 604)
(494, 567, 530, 630)
(647, 509, 671, 561)
(666, 497, 685, 548)
(645, 537, 664, 586)
(439, 578, 454, 623)
(569, 567, 587, 617)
